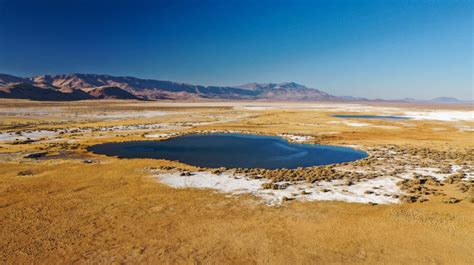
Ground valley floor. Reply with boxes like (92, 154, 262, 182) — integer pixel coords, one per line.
(0, 99, 473, 264)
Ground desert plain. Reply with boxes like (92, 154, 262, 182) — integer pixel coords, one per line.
(0, 99, 473, 264)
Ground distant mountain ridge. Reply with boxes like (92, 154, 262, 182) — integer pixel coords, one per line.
(235, 82, 338, 101)
(0, 73, 469, 103)
(429, 97, 468, 104)
(0, 73, 338, 101)
(400, 97, 472, 104)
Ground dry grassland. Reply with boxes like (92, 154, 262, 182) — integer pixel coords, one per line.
(0, 99, 473, 264)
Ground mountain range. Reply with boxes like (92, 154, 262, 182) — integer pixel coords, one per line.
(399, 97, 472, 104)
(0, 73, 469, 103)
(0, 73, 337, 101)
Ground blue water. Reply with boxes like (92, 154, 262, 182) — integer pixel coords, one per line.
(88, 133, 368, 169)
(332, 114, 410, 120)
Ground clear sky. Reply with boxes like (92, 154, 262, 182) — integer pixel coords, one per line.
(0, 0, 472, 100)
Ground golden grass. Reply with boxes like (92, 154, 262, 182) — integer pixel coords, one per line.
(0, 99, 473, 264)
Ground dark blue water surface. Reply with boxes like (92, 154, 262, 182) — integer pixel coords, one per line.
(332, 114, 410, 120)
(88, 133, 368, 169)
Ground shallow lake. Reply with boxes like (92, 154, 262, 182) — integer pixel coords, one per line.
(88, 133, 368, 169)
(332, 114, 410, 120)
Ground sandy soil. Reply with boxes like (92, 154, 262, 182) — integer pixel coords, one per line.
(0, 99, 473, 264)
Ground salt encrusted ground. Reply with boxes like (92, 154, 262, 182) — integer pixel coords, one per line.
(236, 103, 474, 121)
(1, 103, 472, 206)
(157, 171, 401, 205)
(155, 162, 473, 206)
(278, 134, 312, 143)
(2, 102, 471, 206)
(404, 110, 474, 121)
(0, 130, 59, 141)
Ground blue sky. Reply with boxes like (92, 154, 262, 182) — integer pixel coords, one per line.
(0, 0, 472, 99)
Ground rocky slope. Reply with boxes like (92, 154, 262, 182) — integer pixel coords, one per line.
(85, 86, 142, 100)
(0, 83, 93, 101)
